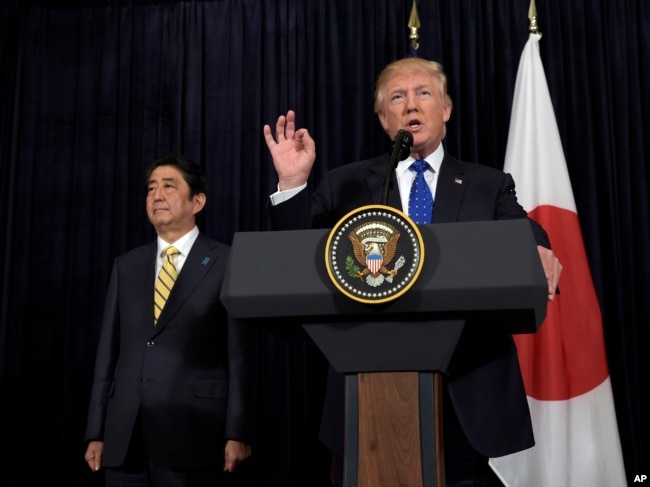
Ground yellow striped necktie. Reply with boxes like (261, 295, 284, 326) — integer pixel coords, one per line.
(154, 245, 180, 325)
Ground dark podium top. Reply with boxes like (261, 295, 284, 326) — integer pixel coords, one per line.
(220, 219, 547, 373)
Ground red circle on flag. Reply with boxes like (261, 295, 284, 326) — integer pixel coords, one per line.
(514, 206, 610, 400)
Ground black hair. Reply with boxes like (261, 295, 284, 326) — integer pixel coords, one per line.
(145, 153, 208, 198)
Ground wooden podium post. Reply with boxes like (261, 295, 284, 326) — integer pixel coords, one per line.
(345, 371, 445, 487)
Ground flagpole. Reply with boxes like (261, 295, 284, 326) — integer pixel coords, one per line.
(408, 0, 420, 57)
(528, 0, 541, 35)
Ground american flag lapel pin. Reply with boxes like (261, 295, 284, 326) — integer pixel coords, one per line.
(454, 177, 463, 185)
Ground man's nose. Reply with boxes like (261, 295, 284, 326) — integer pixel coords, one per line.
(405, 93, 418, 111)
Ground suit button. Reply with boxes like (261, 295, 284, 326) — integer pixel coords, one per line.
(146, 340, 155, 348)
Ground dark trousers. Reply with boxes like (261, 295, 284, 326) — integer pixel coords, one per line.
(105, 464, 226, 487)
(104, 414, 227, 487)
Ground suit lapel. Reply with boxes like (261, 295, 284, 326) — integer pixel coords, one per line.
(366, 155, 402, 209)
(432, 155, 467, 223)
(152, 234, 218, 330)
(128, 243, 158, 332)
(365, 153, 468, 220)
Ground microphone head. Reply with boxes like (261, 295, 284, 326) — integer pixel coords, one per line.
(390, 129, 414, 162)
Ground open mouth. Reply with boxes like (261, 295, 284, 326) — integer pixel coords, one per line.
(407, 120, 422, 130)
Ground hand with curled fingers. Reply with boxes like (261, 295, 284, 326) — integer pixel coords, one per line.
(84, 440, 104, 472)
(223, 439, 252, 473)
(263, 110, 316, 191)
(537, 245, 562, 301)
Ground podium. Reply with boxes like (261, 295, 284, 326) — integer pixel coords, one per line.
(220, 220, 547, 487)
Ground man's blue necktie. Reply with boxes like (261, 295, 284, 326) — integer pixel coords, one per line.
(408, 159, 433, 224)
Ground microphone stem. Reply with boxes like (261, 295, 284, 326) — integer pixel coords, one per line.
(382, 130, 412, 205)
(382, 154, 400, 206)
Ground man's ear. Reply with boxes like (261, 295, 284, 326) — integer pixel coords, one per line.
(192, 193, 207, 215)
(443, 102, 452, 123)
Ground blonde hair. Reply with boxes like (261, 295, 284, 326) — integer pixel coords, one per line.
(373, 58, 453, 113)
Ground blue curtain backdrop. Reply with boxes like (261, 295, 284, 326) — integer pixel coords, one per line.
(0, 0, 648, 485)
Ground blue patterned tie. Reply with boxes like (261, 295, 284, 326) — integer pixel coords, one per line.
(408, 160, 433, 224)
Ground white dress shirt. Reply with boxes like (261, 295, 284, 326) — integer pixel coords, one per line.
(155, 225, 199, 280)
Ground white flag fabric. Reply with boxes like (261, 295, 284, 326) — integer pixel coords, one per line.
(488, 34, 627, 486)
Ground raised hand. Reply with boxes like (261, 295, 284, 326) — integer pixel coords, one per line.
(263, 110, 316, 191)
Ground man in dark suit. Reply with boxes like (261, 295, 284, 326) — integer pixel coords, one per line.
(263, 58, 562, 486)
(84, 153, 254, 486)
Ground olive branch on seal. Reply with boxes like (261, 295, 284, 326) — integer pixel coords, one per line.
(345, 255, 361, 278)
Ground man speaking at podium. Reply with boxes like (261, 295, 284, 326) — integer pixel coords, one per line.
(263, 57, 562, 486)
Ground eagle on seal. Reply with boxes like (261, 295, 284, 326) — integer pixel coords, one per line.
(349, 232, 400, 287)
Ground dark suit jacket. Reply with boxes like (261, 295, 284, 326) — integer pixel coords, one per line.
(270, 153, 548, 458)
(85, 233, 254, 468)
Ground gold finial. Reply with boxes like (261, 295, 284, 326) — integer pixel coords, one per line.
(408, 0, 421, 49)
(528, 0, 542, 35)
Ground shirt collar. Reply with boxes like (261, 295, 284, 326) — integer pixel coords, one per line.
(157, 226, 199, 258)
(396, 143, 444, 176)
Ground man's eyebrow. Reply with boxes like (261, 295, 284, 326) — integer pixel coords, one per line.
(149, 176, 179, 184)
(386, 87, 406, 98)
(388, 83, 430, 94)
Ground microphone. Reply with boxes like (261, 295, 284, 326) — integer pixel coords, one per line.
(382, 129, 413, 205)
(390, 129, 414, 163)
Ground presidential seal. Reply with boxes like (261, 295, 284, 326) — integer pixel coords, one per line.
(325, 204, 425, 304)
